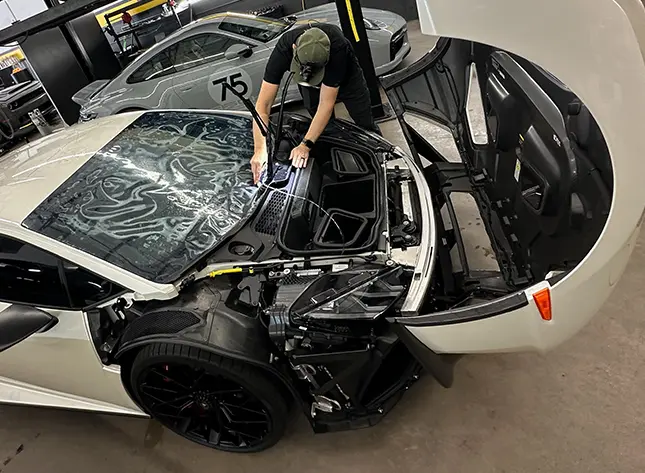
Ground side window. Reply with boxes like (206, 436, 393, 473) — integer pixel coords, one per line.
(0, 236, 68, 307)
(0, 236, 124, 309)
(173, 33, 239, 73)
(63, 262, 122, 309)
(127, 44, 180, 84)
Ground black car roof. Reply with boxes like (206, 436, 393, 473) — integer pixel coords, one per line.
(23, 111, 259, 284)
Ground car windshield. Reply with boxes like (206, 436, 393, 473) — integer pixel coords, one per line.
(218, 16, 291, 42)
(23, 111, 259, 284)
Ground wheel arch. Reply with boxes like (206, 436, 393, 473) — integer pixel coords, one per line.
(115, 338, 299, 409)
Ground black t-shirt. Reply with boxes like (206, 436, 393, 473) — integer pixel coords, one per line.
(264, 23, 364, 94)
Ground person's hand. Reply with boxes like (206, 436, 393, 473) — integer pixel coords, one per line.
(251, 148, 268, 184)
(290, 143, 310, 169)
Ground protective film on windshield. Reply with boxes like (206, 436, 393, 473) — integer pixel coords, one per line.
(23, 111, 258, 284)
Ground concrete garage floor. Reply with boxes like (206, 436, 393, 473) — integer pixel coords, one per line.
(2, 21, 645, 473)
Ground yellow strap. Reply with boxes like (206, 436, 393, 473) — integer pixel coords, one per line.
(208, 267, 254, 278)
(345, 0, 361, 42)
(95, 0, 169, 28)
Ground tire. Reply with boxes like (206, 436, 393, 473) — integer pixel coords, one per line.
(129, 343, 288, 453)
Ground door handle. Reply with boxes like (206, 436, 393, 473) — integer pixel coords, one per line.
(179, 86, 193, 92)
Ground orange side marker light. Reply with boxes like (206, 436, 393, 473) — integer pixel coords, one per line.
(533, 288, 552, 321)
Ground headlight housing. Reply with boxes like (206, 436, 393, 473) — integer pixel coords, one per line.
(79, 111, 98, 122)
(363, 18, 386, 30)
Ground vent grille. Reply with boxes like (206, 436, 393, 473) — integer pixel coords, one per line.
(390, 28, 406, 60)
(120, 310, 200, 344)
(254, 191, 287, 235)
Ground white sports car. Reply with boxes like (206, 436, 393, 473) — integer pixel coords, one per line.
(0, 0, 643, 454)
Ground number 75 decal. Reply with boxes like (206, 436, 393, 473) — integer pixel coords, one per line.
(208, 69, 253, 104)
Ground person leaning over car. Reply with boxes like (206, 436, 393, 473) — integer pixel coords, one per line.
(250, 23, 379, 183)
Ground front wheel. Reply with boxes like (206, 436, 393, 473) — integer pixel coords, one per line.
(129, 343, 288, 452)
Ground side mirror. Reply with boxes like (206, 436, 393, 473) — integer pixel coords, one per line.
(0, 305, 58, 353)
(225, 44, 253, 60)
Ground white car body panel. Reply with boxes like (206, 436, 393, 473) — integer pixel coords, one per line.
(0, 302, 144, 415)
(407, 0, 645, 353)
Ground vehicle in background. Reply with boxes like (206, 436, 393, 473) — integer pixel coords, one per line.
(75, 5, 410, 120)
(0, 81, 55, 149)
(187, 0, 287, 19)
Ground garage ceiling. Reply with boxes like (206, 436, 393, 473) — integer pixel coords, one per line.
(0, 0, 125, 45)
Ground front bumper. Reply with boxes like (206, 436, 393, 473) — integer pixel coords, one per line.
(376, 29, 412, 76)
(0, 91, 53, 139)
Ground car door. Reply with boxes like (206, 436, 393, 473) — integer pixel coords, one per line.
(0, 235, 142, 414)
(380, 38, 614, 349)
(120, 41, 187, 111)
(170, 31, 272, 110)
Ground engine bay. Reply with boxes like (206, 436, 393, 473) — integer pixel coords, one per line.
(276, 138, 386, 255)
(86, 116, 429, 430)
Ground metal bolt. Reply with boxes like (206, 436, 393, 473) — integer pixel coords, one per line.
(378, 408, 384, 414)
(403, 220, 410, 226)
(269, 271, 275, 277)
(385, 259, 395, 267)
(404, 234, 413, 241)
(413, 374, 420, 380)
(284, 268, 291, 275)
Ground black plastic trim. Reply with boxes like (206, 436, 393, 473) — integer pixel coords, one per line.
(380, 37, 452, 90)
(547, 271, 569, 285)
(393, 291, 529, 327)
(390, 324, 458, 388)
(0, 305, 58, 353)
(491, 51, 568, 142)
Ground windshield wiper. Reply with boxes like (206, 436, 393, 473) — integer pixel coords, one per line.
(274, 71, 294, 160)
(223, 72, 294, 182)
(222, 82, 275, 180)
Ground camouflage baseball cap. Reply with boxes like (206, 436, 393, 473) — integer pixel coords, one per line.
(290, 27, 331, 86)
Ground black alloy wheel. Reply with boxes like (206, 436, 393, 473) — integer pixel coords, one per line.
(130, 343, 288, 452)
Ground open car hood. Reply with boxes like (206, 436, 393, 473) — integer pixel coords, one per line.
(401, 0, 645, 289)
(382, 37, 615, 287)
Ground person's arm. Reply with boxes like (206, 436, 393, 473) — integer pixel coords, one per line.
(290, 84, 339, 168)
(251, 81, 279, 183)
(252, 34, 291, 183)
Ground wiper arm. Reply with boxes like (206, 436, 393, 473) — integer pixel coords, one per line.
(222, 82, 274, 180)
(274, 72, 295, 156)
(224, 72, 295, 183)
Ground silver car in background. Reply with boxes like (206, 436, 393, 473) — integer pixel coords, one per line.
(74, 5, 410, 120)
